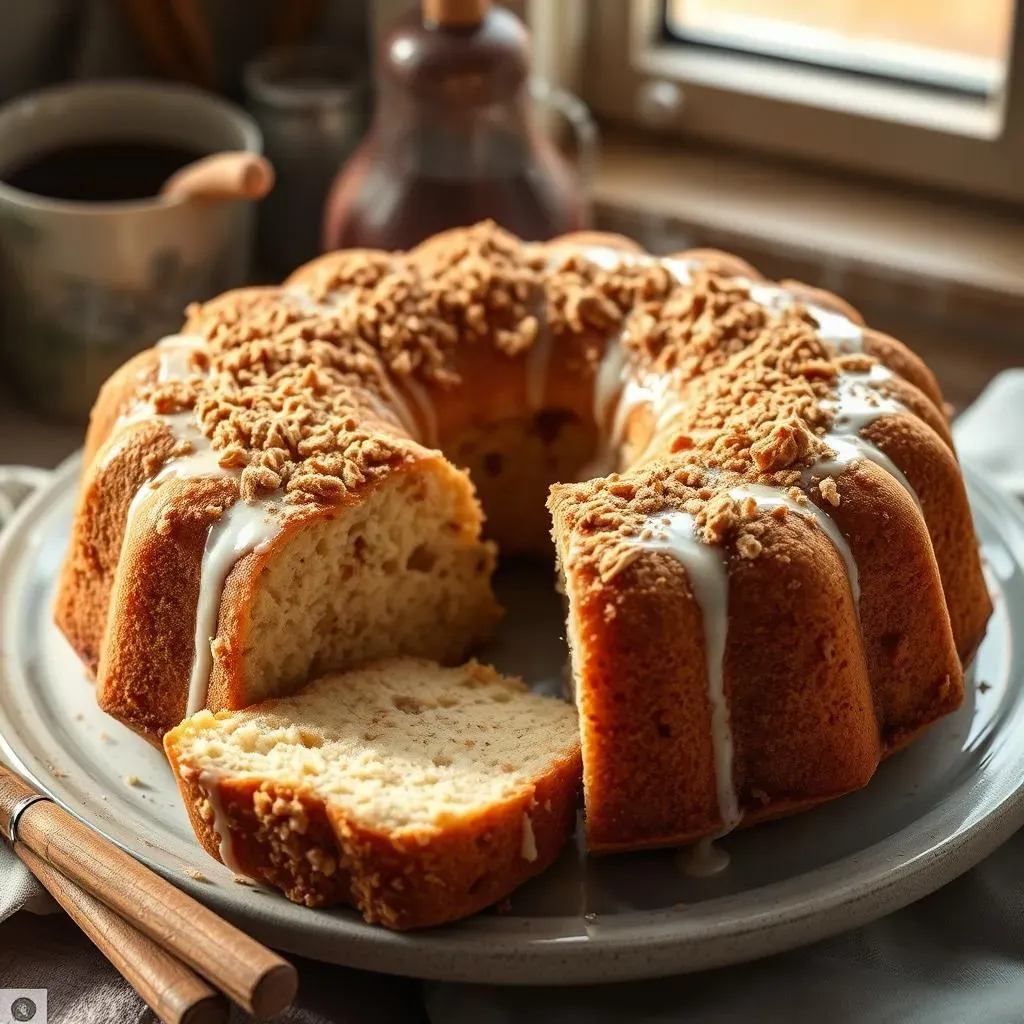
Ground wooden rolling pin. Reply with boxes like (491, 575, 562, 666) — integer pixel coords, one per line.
(0, 764, 297, 1018)
(161, 151, 275, 202)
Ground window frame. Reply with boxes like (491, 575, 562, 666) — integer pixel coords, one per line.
(551, 0, 1024, 203)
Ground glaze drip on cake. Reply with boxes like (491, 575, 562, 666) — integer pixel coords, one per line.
(747, 282, 865, 353)
(637, 480, 863, 844)
(155, 334, 206, 382)
(812, 365, 924, 512)
(188, 500, 282, 714)
(640, 511, 738, 833)
(197, 769, 244, 874)
(730, 483, 861, 603)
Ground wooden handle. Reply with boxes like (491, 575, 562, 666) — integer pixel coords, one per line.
(161, 152, 275, 202)
(17, 844, 227, 1024)
(423, 0, 490, 26)
(0, 762, 34, 837)
(0, 766, 296, 1017)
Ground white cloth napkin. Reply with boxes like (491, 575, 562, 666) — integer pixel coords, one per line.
(0, 466, 59, 920)
(950, 369, 1024, 499)
(0, 844, 54, 917)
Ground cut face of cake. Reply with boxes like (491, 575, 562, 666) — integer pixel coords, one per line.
(164, 658, 582, 928)
(58, 221, 991, 857)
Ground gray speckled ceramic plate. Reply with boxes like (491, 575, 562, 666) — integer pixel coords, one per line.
(0, 453, 1021, 985)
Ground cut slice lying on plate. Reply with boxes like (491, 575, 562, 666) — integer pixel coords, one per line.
(163, 657, 582, 929)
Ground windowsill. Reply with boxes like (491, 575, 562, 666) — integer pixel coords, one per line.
(592, 133, 1023, 303)
(638, 45, 1003, 139)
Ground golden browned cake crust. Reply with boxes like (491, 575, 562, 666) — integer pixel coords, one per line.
(58, 221, 991, 860)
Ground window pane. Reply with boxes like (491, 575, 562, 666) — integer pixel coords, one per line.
(665, 0, 1016, 95)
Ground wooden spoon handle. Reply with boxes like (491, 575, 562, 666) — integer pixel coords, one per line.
(17, 844, 227, 1024)
(423, 0, 491, 26)
(161, 152, 275, 202)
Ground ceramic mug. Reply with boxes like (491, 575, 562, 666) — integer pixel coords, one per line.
(0, 81, 263, 422)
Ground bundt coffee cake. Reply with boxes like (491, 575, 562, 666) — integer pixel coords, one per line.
(164, 658, 581, 927)
(56, 221, 991, 858)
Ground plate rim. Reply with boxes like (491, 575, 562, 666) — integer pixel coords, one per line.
(1, 453, 1022, 985)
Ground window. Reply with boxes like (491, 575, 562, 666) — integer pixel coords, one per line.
(665, 0, 1015, 96)
(557, 0, 1024, 202)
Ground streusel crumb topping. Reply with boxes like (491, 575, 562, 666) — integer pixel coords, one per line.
(129, 222, 885, 512)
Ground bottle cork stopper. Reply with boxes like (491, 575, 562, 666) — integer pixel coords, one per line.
(423, 0, 491, 27)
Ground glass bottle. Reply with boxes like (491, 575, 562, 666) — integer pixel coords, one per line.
(322, 0, 588, 252)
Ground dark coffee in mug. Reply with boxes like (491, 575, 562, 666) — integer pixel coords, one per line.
(3, 140, 205, 202)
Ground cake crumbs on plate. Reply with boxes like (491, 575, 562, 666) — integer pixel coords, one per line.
(232, 874, 255, 887)
(183, 867, 210, 883)
(46, 763, 67, 778)
(124, 774, 141, 787)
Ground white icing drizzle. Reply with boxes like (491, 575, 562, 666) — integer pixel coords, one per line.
(680, 837, 731, 878)
(155, 334, 206, 382)
(637, 477, 865, 857)
(639, 512, 739, 834)
(574, 336, 629, 479)
(609, 374, 670, 451)
(546, 244, 644, 271)
(198, 771, 244, 873)
(828, 363, 900, 432)
(592, 335, 629, 430)
(118, 405, 286, 717)
(580, 246, 637, 271)
(525, 304, 554, 412)
(581, 251, 699, 471)
(187, 499, 280, 715)
(662, 257, 695, 284)
(113, 266, 458, 721)
(747, 282, 865, 354)
(114, 331, 289, 721)
(586, 342, 679, 477)
(813, 437, 921, 513)
(107, 336, 207, 447)
(285, 285, 333, 314)
(811, 365, 924, 513)
(729, 483, 860, 605)
(285, 283, 363, 317)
